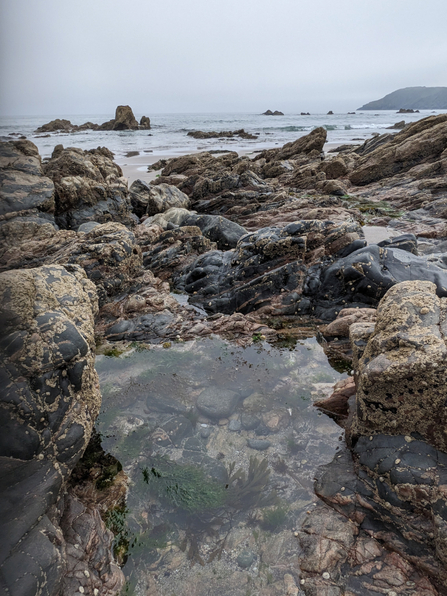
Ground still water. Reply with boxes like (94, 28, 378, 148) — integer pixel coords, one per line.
(95, 336, 347, 595)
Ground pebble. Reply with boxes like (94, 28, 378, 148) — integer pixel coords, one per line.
(237, 549, 256, 569)
(322, 572, 330, 580)
(247, 439, 271, 451)
(200, 427, 211, 439)
(228, 419, 242, 431)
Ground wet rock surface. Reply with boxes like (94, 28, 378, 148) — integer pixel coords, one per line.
(0, 264, 124, 596)
(2, 115, 447, 595)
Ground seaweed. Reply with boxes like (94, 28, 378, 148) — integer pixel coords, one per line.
(225, 456, 278, 510)
(142, 457, 227, 512)
(261, 505, 288, 531)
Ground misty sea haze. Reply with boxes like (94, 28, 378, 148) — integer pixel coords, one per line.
(0, 110, 442, 164)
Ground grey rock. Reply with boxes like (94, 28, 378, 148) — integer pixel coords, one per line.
(77, 221, 100, 233)
(247, 439, 271, 451)
(196, 387, 239, 420)
(0, 140, 55, 216)
(228, 419, 242, 431)
(237, 549, 256, 568)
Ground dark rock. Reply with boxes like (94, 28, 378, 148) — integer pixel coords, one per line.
(187, 129, 257, 140)
(247, 439, 271, 450)
(296, 242, 447, 320)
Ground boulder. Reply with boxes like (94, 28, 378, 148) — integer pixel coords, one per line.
(0, 264, 101, 596)
(196, 387, 239, 420)
(351, 280, 447, 451)
(0, 140, 55, 217)
(130, 180, 190, 217)
(323, 308, 377, 338)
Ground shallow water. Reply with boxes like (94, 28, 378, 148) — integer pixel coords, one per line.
(96, 336, 347, 595)
(1, 110, 442, 161)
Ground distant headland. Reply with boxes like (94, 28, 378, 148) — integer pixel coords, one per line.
(358, 86, 447, 110)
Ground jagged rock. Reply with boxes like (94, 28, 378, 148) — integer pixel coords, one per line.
(176, 220, 364, 315)
(35, 118, 75, 133)
(130, 180, 190, 217)
(349, 114, 447, 186)
(43, 146, 134, 229)
(0, 140, 55, 216)
(99, 105, 139, 131)
(256, 127, 327, 162)
(0, 222, 142, 306)
(386, 120, 406, 129)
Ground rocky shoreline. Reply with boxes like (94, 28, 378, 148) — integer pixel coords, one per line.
(1, 112, 446, 595)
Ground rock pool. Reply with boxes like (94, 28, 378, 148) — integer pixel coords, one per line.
(95, 336, 347, 595)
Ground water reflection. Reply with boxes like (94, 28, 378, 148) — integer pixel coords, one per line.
(95, 336, 346, 595)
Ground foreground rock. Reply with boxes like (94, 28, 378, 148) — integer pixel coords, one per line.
(351, 280, 447, 450)
(310, 280, 447, 595)
(0, 265, 124, 595)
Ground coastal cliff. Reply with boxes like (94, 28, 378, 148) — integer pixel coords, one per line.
(358, 86, 447, 110)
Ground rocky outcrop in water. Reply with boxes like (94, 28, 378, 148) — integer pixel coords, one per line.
(35, 105, 151, 134)
(187, 129, 257, 140)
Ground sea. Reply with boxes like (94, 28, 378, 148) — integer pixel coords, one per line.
(0, 110, 443, 163)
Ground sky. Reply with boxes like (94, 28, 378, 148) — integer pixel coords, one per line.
(0, 0, 446, 116)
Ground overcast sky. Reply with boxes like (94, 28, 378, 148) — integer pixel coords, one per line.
(1, 0, 446, 116)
